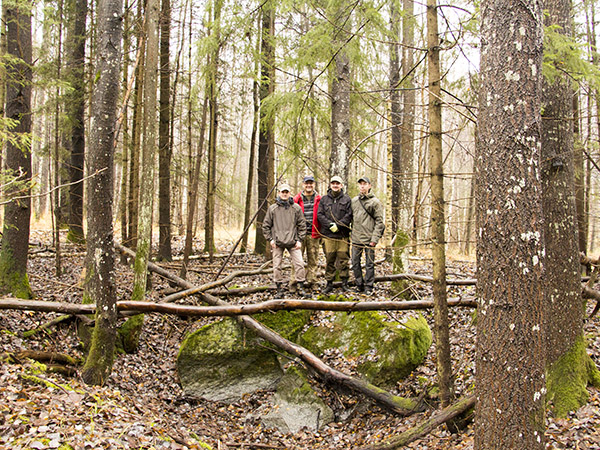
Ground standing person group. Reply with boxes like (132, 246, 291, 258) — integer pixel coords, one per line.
(263, 175, 384, 297)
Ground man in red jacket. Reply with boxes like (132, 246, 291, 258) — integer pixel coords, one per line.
(292, 175, 322, 291)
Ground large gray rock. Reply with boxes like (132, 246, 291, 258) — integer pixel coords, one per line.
(262, 366, 334, 433)
(177, 311, 311, 403)
(177, 318, 282, 402)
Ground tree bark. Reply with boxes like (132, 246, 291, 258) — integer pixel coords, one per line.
(427, 0, 453, 408)
(157, 0, 172, 261)
(255, 3, 275, 256)
(329, 3, 351, 182)
(65, 0, 87, 244)
(203, 0, 224, 258)
(541, 0, 597, 417)
(81, 0, 122, 386)
(0, 0, 33, 299)
(475, 0, 546, 447)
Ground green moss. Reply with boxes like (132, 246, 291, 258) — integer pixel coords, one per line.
(58, 445, 75, 450)
(546, 334, 593, 417)
(0, 246, 33, 298)
(255, 310, 312, 341)
(586, 354, 600, 388)
(66, 229, 85, 245)
(299, 312, 432, 387)
(118, 314, 145, 353)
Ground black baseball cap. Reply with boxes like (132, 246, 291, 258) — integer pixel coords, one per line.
(358, 176, 371, 184)
(303, 176, 315, 182)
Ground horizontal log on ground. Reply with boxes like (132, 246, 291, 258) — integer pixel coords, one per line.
(358, 394, 476, 450)
(0, 298, 477, 317)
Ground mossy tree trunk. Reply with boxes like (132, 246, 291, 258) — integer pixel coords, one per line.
(81, 0, 122, 385)
(0, 0, 33, 300)
(541, 0, 600, 417)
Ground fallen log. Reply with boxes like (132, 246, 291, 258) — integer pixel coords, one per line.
(162, 260, 272, 303)
(115, 243, 420, 416)
(358, 394, 476, 450)
(0, 297, 476, 317)
(23, 314, 77, 338)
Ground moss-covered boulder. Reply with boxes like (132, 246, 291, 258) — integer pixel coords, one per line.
(177, 311, 311, 403)
(262, 365, 334, 433)
(298, 312, 432, 387)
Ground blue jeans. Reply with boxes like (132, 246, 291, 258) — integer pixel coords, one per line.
(352, 244, 375, 287)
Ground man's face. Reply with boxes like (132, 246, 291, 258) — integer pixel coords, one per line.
(280, 190, 290, 200)
(330, 181, 342, 192)
(303, 181, 315, 194)
(358, 181, 371, 195)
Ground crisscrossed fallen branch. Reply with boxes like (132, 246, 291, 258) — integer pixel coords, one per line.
(116, 243, 420, 416)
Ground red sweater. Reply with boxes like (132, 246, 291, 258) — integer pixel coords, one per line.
(293, 192, 321, 239)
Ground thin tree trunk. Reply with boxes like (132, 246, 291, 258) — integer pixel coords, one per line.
(81, 0, 122, 385)
(255, 3, 275, 256)
(53, 0, 64, 277)
(427, 0, 453, 409)
(157, 0, 172, 261)
(65, 0, 87, 244)
(240, 16, 260, 254)
(119, 0, 131, 251)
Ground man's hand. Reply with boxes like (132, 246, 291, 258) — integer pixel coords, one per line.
(295, 241, 302, 250)
(369, 242, 376, 247)
(329, 223, 338, 233)
(270, 240, 276, 249)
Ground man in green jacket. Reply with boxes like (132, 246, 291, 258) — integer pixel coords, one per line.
(351, 176, 385, 295)
(262, 184, 308, 297)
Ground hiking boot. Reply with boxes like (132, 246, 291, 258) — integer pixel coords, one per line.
(364, 286, 373, 295)
(297, 282, 311, 298)
(341, 278, 350, 292)
(275, 283, 285, 297)
(355, 283, 365, 293)
(322, 281, 334, 294)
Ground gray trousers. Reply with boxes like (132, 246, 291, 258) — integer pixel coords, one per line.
(272, 246, 305, 284)
(351, 244, 375, 287)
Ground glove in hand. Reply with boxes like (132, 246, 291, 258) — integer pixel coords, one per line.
(329, 223, 338, 233)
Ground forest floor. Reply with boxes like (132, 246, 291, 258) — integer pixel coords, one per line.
(1, 230, 600, 450)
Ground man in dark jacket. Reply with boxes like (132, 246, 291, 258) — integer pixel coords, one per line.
(292, 175, 322, 290)
(351, 176, 385, 295)
(262, 184, 308, 297)
(316, 175, 353, 294)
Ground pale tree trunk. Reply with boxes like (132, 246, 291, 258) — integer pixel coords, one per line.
(400, 0, 415, 234)
(573, 93, 586, 254)
(255, 3, 275, 256)
(119, 0, 131, 250)
(0, 0, 33, 299)
(53, 0, 63, 277)
(65, 0, 87, 244)
(542, 0, 600, 417)
(240, 17, 260, 254)
(475, 0, 546, 447)
(203, 0, 224, 258)
(127, 2, 145, 249)
(157, 0, 172, 261)
(426, 0, 452, 409)
(125, 0, 160, 353)
(329, 4, 351, 182)
(81, 0, 122, 385)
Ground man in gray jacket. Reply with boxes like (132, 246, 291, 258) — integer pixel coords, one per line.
(262, 184, 308, 297)
(351, 176, 385, 295)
